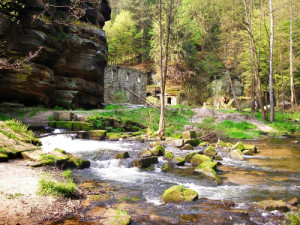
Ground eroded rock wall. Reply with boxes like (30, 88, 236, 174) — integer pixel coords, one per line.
(0, 0, 111, 109)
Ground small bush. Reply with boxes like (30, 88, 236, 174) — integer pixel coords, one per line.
(284, 208, 300, 225)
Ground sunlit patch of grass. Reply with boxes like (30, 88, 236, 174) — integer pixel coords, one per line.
(37, 174, 77, 198)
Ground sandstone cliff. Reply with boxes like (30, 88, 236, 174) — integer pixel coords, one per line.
(0, 0, 111, 109)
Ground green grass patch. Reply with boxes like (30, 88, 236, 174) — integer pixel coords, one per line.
(104, 104, 126, 110)
(37, 174, 77, 198)
(0, 113, 10, 121)
(6, 193, 23, 199)
(254, 111, 300, 134)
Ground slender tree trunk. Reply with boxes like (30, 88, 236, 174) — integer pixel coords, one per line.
(269, 0, 274, 122)
(158, 0, 165, 138)
(290, 0, 297, 105)
(249, 0, 255, 112)
(158, 0, 173, 138)
(280, 45, 285, 110)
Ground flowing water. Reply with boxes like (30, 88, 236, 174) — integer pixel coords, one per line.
(40, 131, 300, 225)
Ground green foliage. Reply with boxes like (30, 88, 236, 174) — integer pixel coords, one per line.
(62, 169, 72, 180)
(0, 0, 25, 22)
(0, 113, 10, 121)
(37, 175, 77, 198)
(6, 193, 23, 199)
(283, 208, 300, 225)
(104, 104, 125, 110)
(4, 119, 34, 137)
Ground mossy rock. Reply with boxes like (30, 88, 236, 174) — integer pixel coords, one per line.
(182, 131, 196, 139)
(199, 142, 209, 147)
(107, 132, 127, 141)
(191, 154, 212, 167)
(0, 153, 8, 162)
(133, 156, 158, 169)
(80, 122, 95, 131)
(242, 149, 254, 156)
(164, 151, 174, 159)
(194, 161, 221, 184)
(171, 157, 185, 166)
(161, 162, 174, 172)
(232, 142, 245, 151)
(86, 130, 107, 140)
(173, 139, 184, 147)
(68, 156, 90, 169)
(184, 139, 201, 147)
(257, 200, 289, 212)
(162, 185, 198, 203)
(184, 152, 197, 163)
(48, 121, 56, 128)
(203, 146, 217, 157)
(243, 144, 257, 153)
(230, 149, 244, 160)
(181, 144, 193, 150)
(55, 121, 73, 130)
(114, 152, 130, 159)
(150, 145, 165, 156)
(72, 121, 81, 130)
(140, 150, 152, 158)
(100, 208, 132, 225)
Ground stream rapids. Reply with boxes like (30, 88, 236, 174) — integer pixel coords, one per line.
(40, 130, 300, 225)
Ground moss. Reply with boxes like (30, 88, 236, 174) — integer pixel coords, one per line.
(191, 154, 212, 167)
(0, 153, 9, 162)
(114, 152, 130, 159)
(243, 144, 257, 153)
(107, 132, 126, 140)
(161, 162, 174, 172)
(162, 185, 198, 202)
(80, 122, 95, 131)
(87, 130, 107, 140)
(88, 194, 112, 202)
(195, 162, 221, 184)
(184, 139, 201, 147)
(232, 142, 245, 151)
(151, 145, 165, 156)
(72, 121, 81, 130)
(55, 121, 73, 130)
(184, 152, 197, 163)
(68, 156, 90, 169)
(204, 146, 217, 157)
(164, 151, 174, 159)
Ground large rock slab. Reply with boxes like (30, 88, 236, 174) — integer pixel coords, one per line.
(230, 149, 244, 160)
(99, 208, 131, 225)
(257, 200, 289, 212)
(191, 154, 212, 167)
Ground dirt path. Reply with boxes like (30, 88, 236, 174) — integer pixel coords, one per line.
(0, 160, 81, 225)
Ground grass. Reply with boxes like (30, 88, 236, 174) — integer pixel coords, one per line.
(254, 111, 300, 134)
(104, 104, 125, 110)
(4, 119, 34, 137)
(6, 193, 23, 199)
(37, 172, 77, 198)
(197, 119, 261, 139)
(89, 106, 195, 138)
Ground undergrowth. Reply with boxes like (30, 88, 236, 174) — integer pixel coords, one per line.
(37, 171, 77, 198)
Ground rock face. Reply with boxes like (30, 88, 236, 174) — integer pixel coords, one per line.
(0, 0, 111, 109)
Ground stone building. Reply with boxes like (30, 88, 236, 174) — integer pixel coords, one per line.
(104, 66, 147, 104)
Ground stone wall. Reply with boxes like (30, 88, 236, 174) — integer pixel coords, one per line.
(104, 66, 147, 104)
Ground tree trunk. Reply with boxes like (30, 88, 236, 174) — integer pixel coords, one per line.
(158, 0, 173, 138)
(280, 45, 285, 110)
(269, 0, 274, 122)
(290, 0, 297, 105)
(226, 69, 241, 111)
(249, 0, 255, 112)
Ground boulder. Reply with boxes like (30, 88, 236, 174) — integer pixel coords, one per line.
(243, 144, 257, 153)
(85, 130, 107, 140)
(181, 144, 193, 150)
(114, 152, 130, 159)
(230, 149, 244, 160)
(133, 157, 158, 169)
(257, 200, 289, 212)
(203, 146, 218, 157)
(184, 139, 201, 147)
(232, 142, 245, 151)
(242, 149, 254, 156)
(191, 154, 212, 167)
(199, 142, 209, 147)
(182, 131, 196, 140)
(287, 198, 298, 206)
(162, 185, 198, 203)
(99, 208, 131, 225)
(164, 151, 174, 160)
(184, 152, 197, 163)
(171, 157, 185, 166)
(21, 148, 90, 169)
(150, 145, 165, 156)
(53, 112, 72, 121)
(161, 162, 174, 172)
(140, 150, 152, 158)
(173, 139, 184, 148)
(194, 161, 221, 184)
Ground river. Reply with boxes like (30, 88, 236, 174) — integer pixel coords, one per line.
(40, 132, 300, 225)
